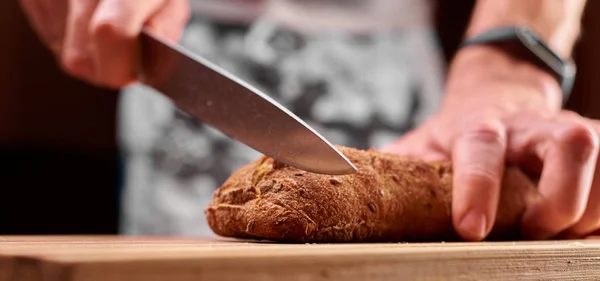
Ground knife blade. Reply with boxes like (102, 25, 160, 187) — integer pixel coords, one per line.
(137, 30, 357, 175)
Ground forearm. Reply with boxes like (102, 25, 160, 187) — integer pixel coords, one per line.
(445, 0, 588, 111)
(466, 0, 587, 59)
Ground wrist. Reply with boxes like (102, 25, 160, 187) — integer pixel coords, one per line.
(465, 0, 586, 59)
(446, 44, 564, 111)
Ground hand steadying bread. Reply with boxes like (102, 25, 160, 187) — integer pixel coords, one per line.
(205, 146, 540, 243)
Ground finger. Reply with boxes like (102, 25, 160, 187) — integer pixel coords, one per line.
(19, 0, 68, 55)
(418, 151, 449, 162)
(387, 145, 448, 162)
(19, 0, 52, 42)
(381, 118, 450, 161)
(561, 119, 600, 237)
(89, 0, 190, 88)
(519, 117, 599, 240)
(145, 0, 191, 41)
(381, 136, 448, 162)
(62, 0, 99, 83)
(452, 120, 507, 241)
(380, 133, 414, 154)
(586, 227, 600, 237)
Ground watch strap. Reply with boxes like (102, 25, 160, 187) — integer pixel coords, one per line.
(460, 26, 576, 106)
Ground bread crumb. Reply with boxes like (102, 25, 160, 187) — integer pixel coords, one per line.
(368, 202, 377, 213)
(275, 217, 287, 226)
(329, 178, 342, 185)
(299, 189, 310, 199)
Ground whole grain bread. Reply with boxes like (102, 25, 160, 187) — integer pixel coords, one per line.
(205, 146, 539, 242)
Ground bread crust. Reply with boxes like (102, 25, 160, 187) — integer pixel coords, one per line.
(205, 146, 539, 242)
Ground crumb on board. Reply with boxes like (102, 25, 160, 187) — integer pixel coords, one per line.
(568, 242, 586, 247)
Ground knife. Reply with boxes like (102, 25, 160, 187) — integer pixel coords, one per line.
(136, 30, 357, 175)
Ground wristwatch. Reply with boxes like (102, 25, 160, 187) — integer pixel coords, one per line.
(460, 26, 577, 105)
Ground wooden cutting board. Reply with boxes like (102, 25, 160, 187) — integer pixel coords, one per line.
(1, 236, 600, 281)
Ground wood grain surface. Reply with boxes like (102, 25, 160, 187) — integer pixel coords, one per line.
(1, 236, 600, 280)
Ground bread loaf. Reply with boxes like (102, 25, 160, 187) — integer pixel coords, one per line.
(205, 146, 539, 242)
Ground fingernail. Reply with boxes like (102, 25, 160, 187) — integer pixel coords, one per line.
(459, 211, 488, 241)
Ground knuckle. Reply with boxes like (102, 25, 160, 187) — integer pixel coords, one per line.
(61, 51, 91, 78)
(463, 121, 506, 146)
(555, 123, 599, 162)
(89, 17, 132, 42)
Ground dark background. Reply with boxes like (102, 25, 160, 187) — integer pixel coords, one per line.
(0, 0, 598, 234)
